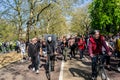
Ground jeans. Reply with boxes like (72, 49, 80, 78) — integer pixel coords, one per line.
(79, 49, 84, 59)
(63, 47, 67, 60)
(46, 54, 55, 71)
(31, 55, 40, 71)
(91, 55, 105, 77)
(70, 46, 75, 57)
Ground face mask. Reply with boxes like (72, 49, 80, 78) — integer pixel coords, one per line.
(48, 37, 52, 42)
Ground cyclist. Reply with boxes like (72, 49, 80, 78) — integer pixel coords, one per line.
(88, 30, 111, 80)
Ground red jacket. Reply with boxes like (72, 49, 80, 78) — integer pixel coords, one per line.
(78, 39, 86, 50)
(88, 36, 109, 55)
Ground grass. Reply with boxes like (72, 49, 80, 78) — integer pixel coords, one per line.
(0, 52, 22, 68)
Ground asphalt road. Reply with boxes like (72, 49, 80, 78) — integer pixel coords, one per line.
(0, 53, 120, 80)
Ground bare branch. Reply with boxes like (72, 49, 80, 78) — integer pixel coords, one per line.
(36, 3, 51, 21)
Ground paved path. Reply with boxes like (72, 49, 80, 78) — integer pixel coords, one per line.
(62, 55, 120, 80)
(106, 57, 120, 80)
(0, 53, 120, 80)
(0, 56, 62, 80)
(62, 55, 101, 80)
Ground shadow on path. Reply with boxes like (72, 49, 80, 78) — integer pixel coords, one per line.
(69, 67, 91, 80)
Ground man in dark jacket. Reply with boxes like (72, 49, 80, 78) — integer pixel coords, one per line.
(88, 30, 111, 79)
(46, 36, 56, 72)
(28, 38, 40, 74)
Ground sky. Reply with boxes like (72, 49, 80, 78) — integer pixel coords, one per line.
(74, 0, 92, 8)
(0, 0, 92, 18)
(0, 0, 92, 27)
(66, 0, 92, 22)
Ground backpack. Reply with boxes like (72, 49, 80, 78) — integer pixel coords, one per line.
(116, 39, 120, 52)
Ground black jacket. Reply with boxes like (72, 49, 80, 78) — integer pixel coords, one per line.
(28, 42, 40, 57)
(46, 40, 55, 55)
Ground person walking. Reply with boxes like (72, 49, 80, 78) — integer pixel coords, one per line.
(78, 36, 86, 60)
(20, 40, 26, 62)
(61, 36, 68, 61)
(46, 36, 56, 72)
(28, 38, 41, 74)
(69, 37, 76, 59)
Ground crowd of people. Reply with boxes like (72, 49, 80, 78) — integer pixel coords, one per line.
(1, 30, 120, 80)
(25, 31, 120, 76)
(0, 41, 22, 53)
(0, 41, 13, 53)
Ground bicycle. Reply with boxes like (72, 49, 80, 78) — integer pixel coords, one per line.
(96, 55, 109, 80)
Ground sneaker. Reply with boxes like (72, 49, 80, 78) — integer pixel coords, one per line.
(91, 76, 96, 80)
(32, 68, 35, 72)
(118, 67, 120, 72)
(91, 76, 95, 80)
(36, 70, 39, 74)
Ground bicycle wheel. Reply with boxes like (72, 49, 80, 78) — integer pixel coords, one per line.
(100, 68, 107, 80)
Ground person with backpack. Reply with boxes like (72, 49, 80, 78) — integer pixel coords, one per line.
(78, 36, 86, 60)
(88, 30, 111, 80)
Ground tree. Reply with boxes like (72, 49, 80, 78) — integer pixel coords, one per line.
(39, 2, 69, 36)
(0, 19, 17, 41)
(26, 0, 79, 38)
(0, 0, 27, 39)
(70, 5, 91, 35)
(0, 0, 81, 41)
(90, 0, 120, 34)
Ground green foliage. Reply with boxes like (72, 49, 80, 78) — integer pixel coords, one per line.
(0, 20, 17, 41)
(90, 0, 120, 34)
(0, 0, 88, 40)
(70, 4, 91, 35)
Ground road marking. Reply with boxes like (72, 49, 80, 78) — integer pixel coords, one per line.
(59, 60, 64, 80)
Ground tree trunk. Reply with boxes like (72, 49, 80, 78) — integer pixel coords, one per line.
(26, 25, 30, 42)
